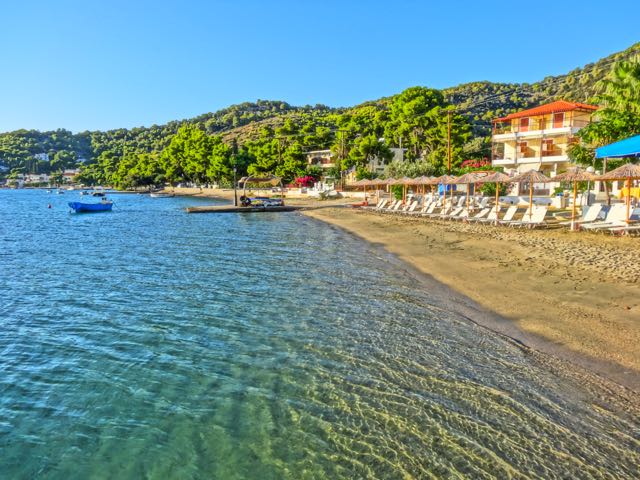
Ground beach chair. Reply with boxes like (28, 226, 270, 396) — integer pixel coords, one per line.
(581, 204, 628, 231)
(421, 202, 439, 216)
(468, 208, 491, 223)
(409, 200, 431, 215)
(473, 197, 489, 209)
(558, 203, 603, 227)
(478, 207, 501, 224)
(383, 200, 400, 212)
(401, 201, 419, 214)
(441, 206, 462, 219)
(451, 208, 470, 221)
(498, 206, 519, 225)
(511, 206, 549, 228)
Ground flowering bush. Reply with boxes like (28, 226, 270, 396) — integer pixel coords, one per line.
(293, 175, 316, 187)
(460, 159, 491, 169)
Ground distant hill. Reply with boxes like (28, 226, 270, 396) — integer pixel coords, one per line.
(1, 42, 639, 174)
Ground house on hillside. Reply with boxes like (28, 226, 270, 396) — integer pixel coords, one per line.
(62, 169, 80, 183)
(306, 150, 335, 171)
(492, 101, 598, 194)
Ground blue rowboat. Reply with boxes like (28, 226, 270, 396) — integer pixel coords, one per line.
(68, 201, 113, 213)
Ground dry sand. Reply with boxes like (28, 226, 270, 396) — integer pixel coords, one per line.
(175, 188, 640, 392)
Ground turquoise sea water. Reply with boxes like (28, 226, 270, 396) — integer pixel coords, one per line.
(0, 189, 639, 479)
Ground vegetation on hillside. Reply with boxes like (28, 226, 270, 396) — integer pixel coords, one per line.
(2, 42, 639, 187)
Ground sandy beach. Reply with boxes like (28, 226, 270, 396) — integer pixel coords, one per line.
(176, 188, 640, 392)
(303, 206, 640, 391)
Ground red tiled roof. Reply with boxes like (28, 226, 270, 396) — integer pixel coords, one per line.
(494, 100, 598, 122)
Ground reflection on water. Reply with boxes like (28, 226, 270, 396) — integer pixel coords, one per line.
(0, 190, 638, 479)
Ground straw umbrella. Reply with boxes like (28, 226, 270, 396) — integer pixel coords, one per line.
(553, 167, 598, 231)
(596, 163, 640, 224)
(382, 177, 396, 201)
(434, 174, 457, 209)
(508, 169, 552, 221)
(481, 171, 512, 224)
(454, 172, 489, 213)
(370, 178, 385, 203)
(415, 176, 431, 206)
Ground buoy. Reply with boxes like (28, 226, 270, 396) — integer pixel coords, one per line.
(47, 204, 52, 209)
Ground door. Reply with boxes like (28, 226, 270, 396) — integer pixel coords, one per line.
(553, 112, 564, 129)
(519, 118, 529, 132)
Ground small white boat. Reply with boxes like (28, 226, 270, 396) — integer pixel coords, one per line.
(150, 192, 175, 198)
(56, 189, 65, 195)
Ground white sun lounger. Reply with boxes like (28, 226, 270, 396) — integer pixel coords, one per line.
(421, 203, 439, 216)
(558, 203, 603, 227)
(477, 207, 501, 224)
(581, 204, 628, 231)
(375, 199, 388, 210)
(498, 206, 519, 225)
(401, 201, 419, 214)
(510, 206, 548, 228)
(441, 206, 463, 219)
(468, 207, 491, 222)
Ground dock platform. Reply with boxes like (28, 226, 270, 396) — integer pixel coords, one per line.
(186, 205, 301, 214)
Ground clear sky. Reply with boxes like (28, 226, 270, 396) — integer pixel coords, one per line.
(1, 0, 638, 133)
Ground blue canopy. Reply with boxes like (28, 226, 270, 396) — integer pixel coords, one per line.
(595, 134, 640, 158)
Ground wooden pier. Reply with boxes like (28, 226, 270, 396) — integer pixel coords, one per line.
(185, 205, 301, 214)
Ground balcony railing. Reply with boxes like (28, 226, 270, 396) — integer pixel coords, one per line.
(493, 118, 591, 135)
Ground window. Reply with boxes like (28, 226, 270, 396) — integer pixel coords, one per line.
(542, 139, 554, 155)
(519, 118, 529, 132)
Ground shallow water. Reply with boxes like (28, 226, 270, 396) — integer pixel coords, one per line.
(0, 189, 638, 479)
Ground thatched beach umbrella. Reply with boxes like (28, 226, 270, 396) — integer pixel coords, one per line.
(481, 171, 512, 224)
(454, 172, 489, 213)
(369, 178, 385, 202)
(553, 167, 598, 230)
(434, 174, 457, 209)
(381, 177, 396, 201)
(509, 169, 552, 221)
(596, 163, 640, 224)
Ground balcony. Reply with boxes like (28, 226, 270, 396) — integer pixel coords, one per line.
(492, 154, 570, 167)
(492, 118, 591, 140)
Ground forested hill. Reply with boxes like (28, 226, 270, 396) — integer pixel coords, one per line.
(1, 41, 639, 178)
(444, 41, 640, 134)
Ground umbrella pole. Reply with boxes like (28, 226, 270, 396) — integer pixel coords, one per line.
(364, 185, 367, 205)
(466, 183, 470, 213)
(529, 182, 533, 221)
(443, 183, 447, 211)
(495, 182, 499, 225)
(571, 181, 577, 231)
(627, 177, 631, 224)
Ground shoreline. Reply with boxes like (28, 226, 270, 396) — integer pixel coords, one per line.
(168, 187, 639, 393)
(300, 206, 640, 394)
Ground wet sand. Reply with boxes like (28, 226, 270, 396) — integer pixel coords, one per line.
(175, 188, 640, 392)
(302, 206, 640, 392)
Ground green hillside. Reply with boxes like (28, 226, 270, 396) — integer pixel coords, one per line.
(1, 41, 639, 184)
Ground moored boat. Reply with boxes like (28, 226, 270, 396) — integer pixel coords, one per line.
(68, 198, 113, 213)
(150, 192, 175, 198)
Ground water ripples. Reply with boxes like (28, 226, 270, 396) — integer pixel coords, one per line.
(0, 190, 639, 479)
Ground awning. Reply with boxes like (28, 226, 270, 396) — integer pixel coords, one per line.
(595, 134, 640, 158)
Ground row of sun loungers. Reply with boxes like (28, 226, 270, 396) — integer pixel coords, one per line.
(372, 197, 640, 233)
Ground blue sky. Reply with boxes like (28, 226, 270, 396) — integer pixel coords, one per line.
(1, 0, 638, 132)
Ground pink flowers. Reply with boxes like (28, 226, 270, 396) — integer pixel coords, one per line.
(293, 175, 316, 187)
(460, 159, 491, 169)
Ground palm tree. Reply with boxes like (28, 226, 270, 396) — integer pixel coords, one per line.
(597, 57, 640, 116)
